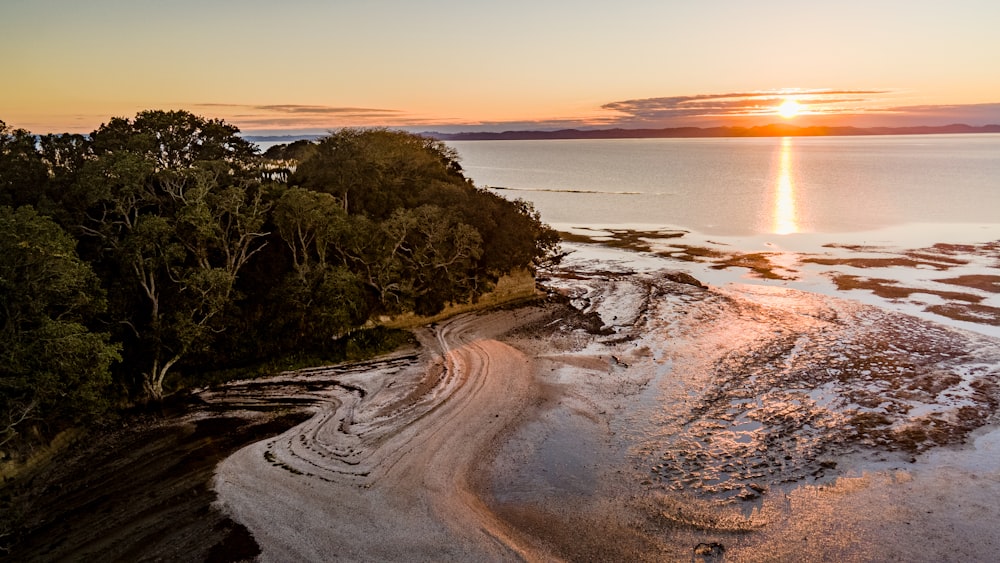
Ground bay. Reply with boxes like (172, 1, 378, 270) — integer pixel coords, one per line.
(452, 135, 1000, 337)
(451, 134, 1000, 238)
(453, 135, 1000, 559)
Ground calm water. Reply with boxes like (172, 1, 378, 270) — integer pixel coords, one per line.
(456, 138, 1000, 560)
(451, 135, 1000, 237)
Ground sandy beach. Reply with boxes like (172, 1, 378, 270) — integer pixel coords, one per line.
(206, 247, 1000, 561)
(211, 311, 549, 561)
(4, 241, 998, 561)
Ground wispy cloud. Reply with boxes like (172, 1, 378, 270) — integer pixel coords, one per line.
(601, 90, 893, 125)
(196, 94, 1000, 135)
(420, 117, 625, 134)
(596, 91, 1000, 128)
(196, 103, 402, 116)
(192, 103, 411, 132)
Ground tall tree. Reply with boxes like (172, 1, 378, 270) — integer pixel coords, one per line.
(36, 132, 93, 227)
(354, 205, 483, 315)
(0, 206, 119, 448)
(273, 187, 347, 277)
(77, 111, 269, 401)
(288, 128, 557, 314)
(291, 128, 466, 218)
(90, 110, 257, 172)
(270, 187, 370, 344)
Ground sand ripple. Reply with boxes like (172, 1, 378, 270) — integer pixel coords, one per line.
(211, 313, 551, 561)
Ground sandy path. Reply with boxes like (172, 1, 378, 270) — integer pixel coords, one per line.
(213, 312, 554, 561)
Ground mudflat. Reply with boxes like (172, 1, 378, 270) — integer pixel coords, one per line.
(5, 262, 1000, 561)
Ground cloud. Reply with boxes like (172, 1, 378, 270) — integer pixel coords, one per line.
(601, 90, 893, 124)
(196, 95, 1000, 135)
(195, 103, 401, 114)
(418, 117, 628, 134)
(219, 102, 626, 135)
(191, 103, 411, 131)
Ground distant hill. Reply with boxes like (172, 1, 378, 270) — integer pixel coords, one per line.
(424, 123, 1000, 141)
(243, 134, 326, 143)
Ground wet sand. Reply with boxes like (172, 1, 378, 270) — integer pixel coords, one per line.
(5, 243, 999, 561)
(213, 312, 550, 561)
(559, 226, 1000, 337)
(207, 253, 1000, 561)
(0, 410, 311, 561)
(507, 260, 1000, 561)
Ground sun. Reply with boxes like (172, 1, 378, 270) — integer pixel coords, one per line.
(778, 99, 802, 119)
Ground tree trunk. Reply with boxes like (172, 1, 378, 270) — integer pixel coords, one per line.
(141, 354, 180, 403)
(142, 376, 164, 404)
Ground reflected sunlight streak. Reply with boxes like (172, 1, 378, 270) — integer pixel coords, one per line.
(773, 137, 799, 234)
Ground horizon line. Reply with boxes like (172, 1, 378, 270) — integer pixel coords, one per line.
(243, 122, 1000, 142)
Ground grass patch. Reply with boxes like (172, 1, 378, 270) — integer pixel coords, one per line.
(379, 269, 540, 329)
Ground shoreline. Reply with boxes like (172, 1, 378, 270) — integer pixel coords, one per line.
(4, 247, 1000, 560)
(555, 224, 1000, 338)
(206, 258, 1000, 560)
(489, 261, 1000, 560)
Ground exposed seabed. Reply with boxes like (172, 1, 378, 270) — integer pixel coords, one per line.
(203, 226, 1000, 561)
(555, 221, 1000, 338)
(487, 232, 1000, 560)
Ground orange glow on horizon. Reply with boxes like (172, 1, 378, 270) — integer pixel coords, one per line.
(3, 88, 994, 135)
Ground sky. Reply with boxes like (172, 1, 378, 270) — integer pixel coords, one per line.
(2, 0, 999, 134)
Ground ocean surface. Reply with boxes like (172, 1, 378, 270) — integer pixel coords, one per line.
(451, 134, 1000, 239)
(452, 135, 1000, 337)
(456, 135, 1000, 559)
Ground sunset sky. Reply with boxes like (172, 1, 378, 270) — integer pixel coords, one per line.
(3, 0, 999, 134)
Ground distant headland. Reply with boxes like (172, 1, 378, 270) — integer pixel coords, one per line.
(422, 123, 1000, 141)
(244, 124, 1000, 145)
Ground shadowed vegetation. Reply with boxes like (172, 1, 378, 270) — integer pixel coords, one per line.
(0, 114, 558, 460)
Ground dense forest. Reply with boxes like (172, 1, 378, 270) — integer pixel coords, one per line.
(0, 110, 558, 457)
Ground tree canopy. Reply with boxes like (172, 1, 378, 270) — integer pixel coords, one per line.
(0, 206, 119, 449)
(0, 112, 558, 444)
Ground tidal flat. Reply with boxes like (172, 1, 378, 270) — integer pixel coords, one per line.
(4, 240, 1000, 562)
(559, 225, 1000, 337)
(481, 249, 1000, 561)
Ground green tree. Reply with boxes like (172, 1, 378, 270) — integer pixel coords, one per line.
(0, 120, 49, 210)
(291, 128, 466, 218)
(90, 110, 257, 172)
(262, 138, 318, 163)
(273, 187, 347, 277)
(77, 111, 269, 401)
(268, 264, 370, 349)
(36, 132, 93, 227)
(469, 193, 560, 276)
(0, 206, 119, 448)
(287, 128, 557, 315)
(367, 205, 483, 315)
(270, 187, 371, 344)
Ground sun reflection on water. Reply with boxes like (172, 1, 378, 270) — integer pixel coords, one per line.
(773, 137, 798, 234)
